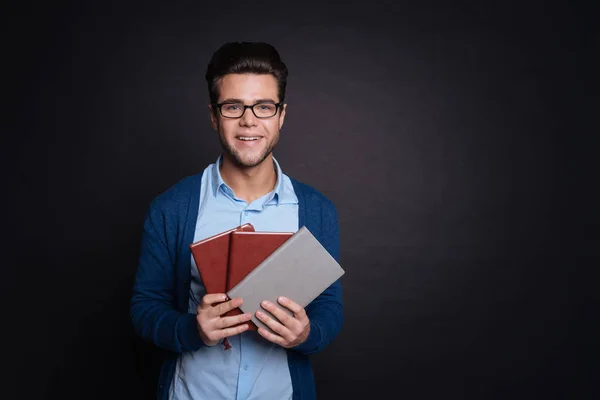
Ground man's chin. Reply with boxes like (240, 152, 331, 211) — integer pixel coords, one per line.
(219, 134, 277, 169)
(229, 152, 271, 169)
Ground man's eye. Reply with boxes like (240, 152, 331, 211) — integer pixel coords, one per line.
(224, 104, 241, 111)
(258, 104, 273, 110)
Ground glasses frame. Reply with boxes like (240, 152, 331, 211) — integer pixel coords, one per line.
(213, 102, 283, 119)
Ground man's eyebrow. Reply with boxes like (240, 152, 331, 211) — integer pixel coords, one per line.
(219, 98, 278, 104)
(220, 98, 244, 103)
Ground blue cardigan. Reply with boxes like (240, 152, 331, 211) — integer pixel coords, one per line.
(130, 172, 344, 400)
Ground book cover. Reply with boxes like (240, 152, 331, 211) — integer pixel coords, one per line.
(189, 223, 254, 294)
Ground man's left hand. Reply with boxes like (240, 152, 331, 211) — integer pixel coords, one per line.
(255, 296, 310, 348)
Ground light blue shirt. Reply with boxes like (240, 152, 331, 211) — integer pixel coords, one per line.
(169, 156, 299, 400)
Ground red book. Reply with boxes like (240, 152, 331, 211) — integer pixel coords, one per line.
(189, 223, 255, 295)
(224, 230, 293, 329)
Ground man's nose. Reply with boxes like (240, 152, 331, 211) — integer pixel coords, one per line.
(239, 106, 257, 126)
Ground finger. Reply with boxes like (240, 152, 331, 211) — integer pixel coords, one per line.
(256, 309, 293, 340)
(217, 312, 252, 329)
(257, 326, 285, 346)
(218, 322, 249, 339)
(199, 293, 228, 310)
(277, 296, 306, 318)
(211, 297, 244, 317)
(261, 300, 296, 328)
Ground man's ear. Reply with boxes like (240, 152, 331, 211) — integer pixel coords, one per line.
(278, 103, 287, 130)
(208, 104, 219, 131)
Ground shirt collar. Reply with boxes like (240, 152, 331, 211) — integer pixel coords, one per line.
(211, 155, 228, 198)
(211, 155, 297, 206)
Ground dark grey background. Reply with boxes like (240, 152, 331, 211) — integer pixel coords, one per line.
(5, 1, 596, 399)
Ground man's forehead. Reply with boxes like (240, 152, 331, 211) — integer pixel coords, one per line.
(217, 73, 278, 100)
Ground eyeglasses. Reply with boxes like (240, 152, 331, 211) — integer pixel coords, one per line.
(213, 102, 282, 119)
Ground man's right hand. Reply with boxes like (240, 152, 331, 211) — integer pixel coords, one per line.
(196, 293, 252, 346)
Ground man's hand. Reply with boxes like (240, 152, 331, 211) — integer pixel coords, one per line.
(196, 293, 252, 346)
(255, 296, 310, 348)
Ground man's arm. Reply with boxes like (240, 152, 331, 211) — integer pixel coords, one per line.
(130, 204, 206, 353)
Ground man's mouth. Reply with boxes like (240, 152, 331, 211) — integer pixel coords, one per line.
(238, 136, 260, 141)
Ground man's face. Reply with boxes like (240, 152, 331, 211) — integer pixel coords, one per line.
(210, 73, 286, 168)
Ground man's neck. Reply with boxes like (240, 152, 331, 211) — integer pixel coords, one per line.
(219, 154, 277, 204)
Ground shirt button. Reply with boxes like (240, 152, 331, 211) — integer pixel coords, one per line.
(243, 365, 249, 371)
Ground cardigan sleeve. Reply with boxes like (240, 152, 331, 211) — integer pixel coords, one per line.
(130, 202, 206, 353)
(292, 199, 344, 355)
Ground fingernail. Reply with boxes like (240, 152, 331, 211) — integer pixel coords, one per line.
(262, 301, 270, 307)
(278, 296, 287, 303)
(256, 311, 263, 317)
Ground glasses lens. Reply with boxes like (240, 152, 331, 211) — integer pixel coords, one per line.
(221, 103, 244, 118)
(253, 103, 277, 117)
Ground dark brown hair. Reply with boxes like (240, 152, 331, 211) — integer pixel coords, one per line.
(205, 42, 288, 105)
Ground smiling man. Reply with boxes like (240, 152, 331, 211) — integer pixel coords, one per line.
(130, 42, 344, 400)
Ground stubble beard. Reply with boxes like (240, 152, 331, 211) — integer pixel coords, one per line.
(218, 129, 280, 169)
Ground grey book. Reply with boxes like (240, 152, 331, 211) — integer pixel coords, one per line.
(226, 226, 345, 333)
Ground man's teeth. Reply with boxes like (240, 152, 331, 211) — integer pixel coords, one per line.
(239, 137, 259, 141)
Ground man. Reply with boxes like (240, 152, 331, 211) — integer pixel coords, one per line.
(130, 42, 343, 400)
